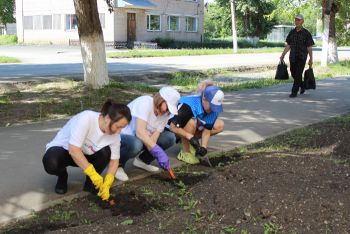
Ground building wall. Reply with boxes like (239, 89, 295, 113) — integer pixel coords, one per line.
(16, 0, 114, 44)
(16, 0, 204, 45)
(114, 0, 204, 42)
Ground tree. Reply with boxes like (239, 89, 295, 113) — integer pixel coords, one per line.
(73, 0, 110, 89)
(335, 0, 350, 46)
(215, 0, 276, 39)
(204, 3, 231, 39)
(0, 0, 15, 27)
(230, 0, 238, 53)
(321, 0, 339, 66)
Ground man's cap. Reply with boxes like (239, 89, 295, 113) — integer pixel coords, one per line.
(295, 14, 304, 20)
(159, 86, 180, 115)
(204, 85, 224, 113)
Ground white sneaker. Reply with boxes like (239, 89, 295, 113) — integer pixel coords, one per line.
(115, 167, 129, 181)
(133, 157, 160, 172)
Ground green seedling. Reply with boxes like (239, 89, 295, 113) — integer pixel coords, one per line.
(191, 209, 205, 222)
(141, 186, 155, 196)
(47, 210, 75, 223)
(121, 219, 134, 225)
(220, 225, 237, 234)
(263, 222, 281, 234)
(88, 202, 100, 212)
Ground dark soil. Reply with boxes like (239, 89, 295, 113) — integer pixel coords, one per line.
(2, 115, 350, 234)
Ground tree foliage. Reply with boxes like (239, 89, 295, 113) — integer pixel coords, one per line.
(0, 0, 15, 26)
(205, 0, 277, 39)
(334, 0, 350, 46)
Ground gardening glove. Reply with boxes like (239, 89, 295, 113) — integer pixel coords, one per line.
(83, 164, 103, 190)
(189, 136, 201, 151)
(150, 144, 170, 171)
(197, 147, 208, 157)
(98, 173, 115, 201)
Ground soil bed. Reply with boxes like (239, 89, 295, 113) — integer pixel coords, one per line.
(2, 115, 350, 234)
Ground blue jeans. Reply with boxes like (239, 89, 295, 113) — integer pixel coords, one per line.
(119, 130, 176, 167)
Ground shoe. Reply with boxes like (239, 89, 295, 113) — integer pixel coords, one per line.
(133, 156, 160, 172)
(289, 93, 297, 98)
(55, 171, 68, 194)
(115, 167, 129, 181)
(83, 178, 98, 195)
(189, 144, 196, 155)
(177, 150, 200, 164)
(300, 87, 305, 94)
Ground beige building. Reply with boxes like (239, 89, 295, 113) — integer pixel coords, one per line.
(15, 0, 204, 46)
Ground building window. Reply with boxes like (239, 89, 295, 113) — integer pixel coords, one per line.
(23, 16, 33, 30)
(33, 15, 43, 30)
(43, 15, 52, 30)
(147, 14, 161, 31)
(53, 14, 61, 30)
(167, 16, 180, 31)
(65, 14, 78, 30)
(185, 16, 197, 32)
(99, 13, 105, 28)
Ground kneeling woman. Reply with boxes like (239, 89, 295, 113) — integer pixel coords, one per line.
(116, 87, 180, 181)
(43, 99, 131, 200)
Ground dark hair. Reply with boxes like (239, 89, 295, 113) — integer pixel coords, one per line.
(100, 99, 131, 129)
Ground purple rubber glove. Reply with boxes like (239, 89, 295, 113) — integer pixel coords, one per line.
(150, 144, 170, 170)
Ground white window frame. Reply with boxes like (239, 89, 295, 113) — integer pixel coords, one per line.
(167, 15, 180, 32)
(65, 14, 78, 31)
(185, 16, 198, 32)
(146, 14, 161, 31)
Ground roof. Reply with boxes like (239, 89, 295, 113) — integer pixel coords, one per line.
(116, 0, 157, 9)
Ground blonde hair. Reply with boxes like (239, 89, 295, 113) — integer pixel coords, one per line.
(153, 92, 165, 111)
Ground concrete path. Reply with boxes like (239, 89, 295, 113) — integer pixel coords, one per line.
(1, 77, 350, 225)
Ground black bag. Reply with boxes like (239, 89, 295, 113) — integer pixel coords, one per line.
(304, 67, 316, 89)
(275, 60, 289, 80)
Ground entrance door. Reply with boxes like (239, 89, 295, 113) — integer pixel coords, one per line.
(127, 13, 136, 46)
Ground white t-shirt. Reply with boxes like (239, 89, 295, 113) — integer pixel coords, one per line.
(46, 110, 121, 160)
(121, 96, 170, 136)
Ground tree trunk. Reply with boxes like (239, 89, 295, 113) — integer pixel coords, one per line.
(73, 0, 109, 89)
(321, 0, 339, 66)
(321, 14, 330, 67)
(230, 0, 237, 53)
(328, 7, 338, 63)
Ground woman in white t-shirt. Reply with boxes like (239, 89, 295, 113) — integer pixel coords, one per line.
(116, 87, 180, 181)
(43, 99, 131, 200)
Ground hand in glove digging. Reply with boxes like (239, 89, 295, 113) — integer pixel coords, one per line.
(189, 136, 201, 151)
(197, 147, 208, 157)
(150, 144, 170, 170)
(84, 164, 103, 189)
(98, 173, 115, 201)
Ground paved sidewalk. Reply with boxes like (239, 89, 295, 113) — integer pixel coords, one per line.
(1, 77, 350, 225)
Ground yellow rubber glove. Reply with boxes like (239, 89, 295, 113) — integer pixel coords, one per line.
(83, 164, 103, 190)
(98, 173, 115, 201)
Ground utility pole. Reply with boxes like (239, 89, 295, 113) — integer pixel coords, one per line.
(230, 0, 237, 53)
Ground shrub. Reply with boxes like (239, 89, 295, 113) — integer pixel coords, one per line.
(0, 34, 18, 45)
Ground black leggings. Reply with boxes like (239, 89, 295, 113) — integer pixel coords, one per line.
(42, 146, 111, 180)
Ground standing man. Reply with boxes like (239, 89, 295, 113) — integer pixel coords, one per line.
(280, 14, 315, 98)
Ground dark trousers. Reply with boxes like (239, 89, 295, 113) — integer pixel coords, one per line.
(290, 59, 306, 94)
(42, 146, 111, 186)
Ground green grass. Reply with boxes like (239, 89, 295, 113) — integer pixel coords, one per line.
(0, 35, 17, 45)
(314, 60, 350, 79)
(0, 56, 20, 63)
(107, 48, 283, 58)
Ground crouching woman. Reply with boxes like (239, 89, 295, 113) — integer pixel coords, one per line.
(42, 99, 131, 201)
